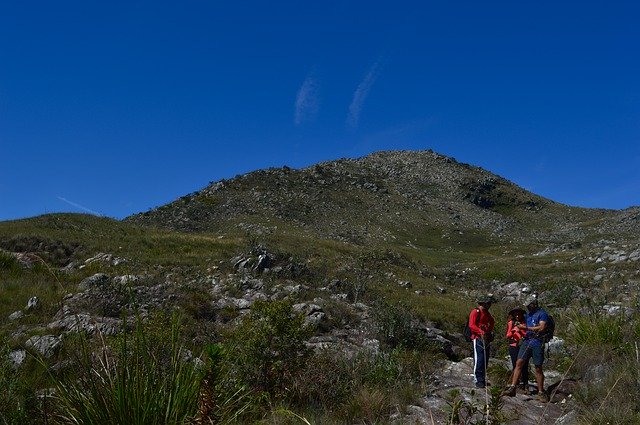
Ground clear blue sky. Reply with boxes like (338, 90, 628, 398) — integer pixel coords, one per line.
(2, 1, 639, 221)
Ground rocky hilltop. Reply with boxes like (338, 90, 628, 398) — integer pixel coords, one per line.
(127, 150, 624, 244)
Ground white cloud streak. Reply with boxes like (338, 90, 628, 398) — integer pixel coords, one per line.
(347, 60, 383, 129)
(57, 197, 103, 216)
(294, 74, 319, 126)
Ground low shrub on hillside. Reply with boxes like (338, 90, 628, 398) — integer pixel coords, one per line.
(574, 354, 640, 424)
(224, 300, 313, 399)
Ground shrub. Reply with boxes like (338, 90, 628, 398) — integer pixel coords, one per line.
(225, 300, 313, 398)
(373, 301, 434, 351)
(575, 355, 640, 424)
(291, 347, 437, 421)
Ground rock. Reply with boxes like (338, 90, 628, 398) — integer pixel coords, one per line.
(25, 335, 62, 358)
(78, 273, 110, 291)
(398, 280, 412, 288)
(26, 296, 40, 311)
(555, 410, 577, 425)
(293, 303, 327, 327)
(254, 254, 271, 273)
(83, 252, 127, 267)
(9, 349, 27, 368)
(547, 337, 565, 355)
(8, 311, 24, 321)
(48, 312, 122, 335)
(112, 275, 140, 286)
(12, 252, 43, 268)
(584, 364, 608, 386)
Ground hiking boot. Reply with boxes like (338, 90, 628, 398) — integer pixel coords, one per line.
(501, 385, 516, 397)
(536, 392, 549, 403)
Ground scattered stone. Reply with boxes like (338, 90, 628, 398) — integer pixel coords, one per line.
(9, 349, 27, 368)
(48, 311, 122, 335)
(83, 253, 127, 267)
(8, 311, 24, 321)
(78, 273, 110, 291)
(398, 280, 412, 288)
(25, 335, 62, 358)
(12, 252, 43, 268)
(254, 254, 271, 273)
(26, 296, 40, 311)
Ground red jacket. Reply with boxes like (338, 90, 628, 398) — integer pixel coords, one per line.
(505, 319, 526, 347)
(468, 307, 495, 340)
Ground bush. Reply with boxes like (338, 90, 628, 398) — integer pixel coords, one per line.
(291, 347, 438, 422)
(373, 301, 434, 351)
(575, 355, 640, 424)
(225, 300, 313, 398)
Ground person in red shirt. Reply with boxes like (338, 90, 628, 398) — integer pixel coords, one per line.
(506, 308, 529, 392)
(469, 295, 495, 388)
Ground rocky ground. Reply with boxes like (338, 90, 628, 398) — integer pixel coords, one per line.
(3, 245, 610, 424)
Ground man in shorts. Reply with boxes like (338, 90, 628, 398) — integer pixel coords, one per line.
(502, 294, 549, 402)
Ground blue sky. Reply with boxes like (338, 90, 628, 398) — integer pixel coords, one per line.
(1, 1, 639, 221)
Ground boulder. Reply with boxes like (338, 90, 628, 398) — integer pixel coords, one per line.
(26, 296, 40, 311)
(9, 349, 27, 369)
(78, 273, 110, 291)
(8, 311, 24, 321)
(26, 335, 62, 358)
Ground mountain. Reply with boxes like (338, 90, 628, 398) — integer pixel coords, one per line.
(126, 150, 622, 246)
(2, 149, 640, 424)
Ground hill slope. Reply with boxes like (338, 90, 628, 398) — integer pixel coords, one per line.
(127, 150, 621, 249)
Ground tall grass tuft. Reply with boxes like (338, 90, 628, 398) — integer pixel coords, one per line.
(50, 315, 202, 425)
(193, 344, 255, 424)
(569, 313, 626, 346)
(0, 340, 37, 424)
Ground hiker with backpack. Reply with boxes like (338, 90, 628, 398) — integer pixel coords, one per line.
(467, 295, 495, 388)
(505, 307, 529, 393)
(502, 294, 550, 402)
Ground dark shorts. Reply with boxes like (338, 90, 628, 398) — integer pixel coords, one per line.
(517, 340, 544, 366)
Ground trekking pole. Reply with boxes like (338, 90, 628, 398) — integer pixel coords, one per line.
(482, 334, 490, 425)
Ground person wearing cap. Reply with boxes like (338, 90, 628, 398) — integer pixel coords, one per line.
(505, 307, 529, 392)
(502, 294, 549, 402)
(468, 295, 495, 388)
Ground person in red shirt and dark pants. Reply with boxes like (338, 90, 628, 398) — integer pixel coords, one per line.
(506, 307, 529, 392)
(469, 295, 495, 388)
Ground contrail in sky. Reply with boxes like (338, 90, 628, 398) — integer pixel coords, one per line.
(57, 197, 103, 216)
(294, 74, 319, 126)
(347, 60, 383, 129)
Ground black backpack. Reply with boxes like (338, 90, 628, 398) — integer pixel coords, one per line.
(538, 314, 555, 343)
(463, 309, 479, 342)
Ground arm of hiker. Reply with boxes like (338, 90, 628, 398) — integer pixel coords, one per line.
(506, 321, 513, 338)
(527, 320, 546, 333)
(468, 309, 484, 335)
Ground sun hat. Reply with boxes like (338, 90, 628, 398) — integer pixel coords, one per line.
(508, 307, 526, 316)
